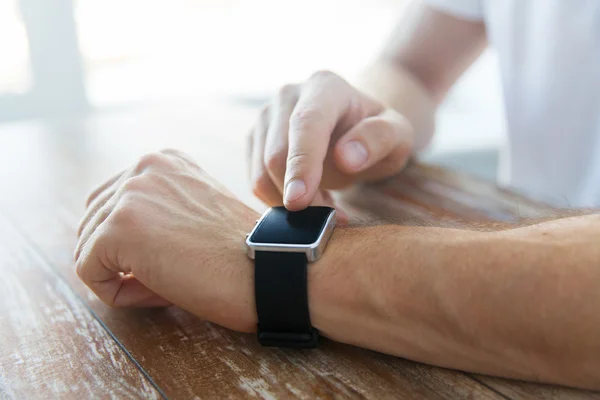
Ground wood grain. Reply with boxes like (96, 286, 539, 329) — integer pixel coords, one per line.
(0, 101, 598, 399)
(0, 214, 162, 400)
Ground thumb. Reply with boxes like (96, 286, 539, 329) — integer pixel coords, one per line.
(334, 108, 413, 178)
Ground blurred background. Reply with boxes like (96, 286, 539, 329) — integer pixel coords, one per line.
(0, 0, 506, 180)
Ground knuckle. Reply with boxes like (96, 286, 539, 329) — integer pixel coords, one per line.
(95, 206, 113, 227)
(249, 107, 269, 139)
(286, 151, 312, 172)
(277, 84, 298, 101)
(309, 69, 337, 82)
(134, 152, 172, 173)
(159, 148, 187, 164)
(264, 149, 287, 176)
(110, 197, 144, 229)
(85, 189, 100, 208)
(159, 148, 182, 157)
(251, 173, 275, 198)
(290, 107, 327, 131)
(259, 105, 270, 122)
(366, 119, 397, 148)
(111, 204, 136, 226)
(385, 111, 413, 140)
(121, 175, 151, 194)
(75, 231, 106, 278)
(160, 148, 198, 169)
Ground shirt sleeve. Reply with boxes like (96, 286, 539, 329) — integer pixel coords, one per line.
(423, 0, 484, 21)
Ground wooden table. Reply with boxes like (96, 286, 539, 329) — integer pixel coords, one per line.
(0, 101, 598, 399)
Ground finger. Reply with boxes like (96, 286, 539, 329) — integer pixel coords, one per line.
(75, 183, 123, 261)
(75, 203, 112, 261)
(264, 84, 299, 192)
(76, 233, 170, 307)
(334, 108, 413, 179)
(246, 129, 254, 181)
(283, 72, 352, 210)
(250, 107, 283, 206)
(78, 174, 126, 236)
(79, 152, 178, 239)
(109, 275, 172, 307)
(85, 170, 124, 207)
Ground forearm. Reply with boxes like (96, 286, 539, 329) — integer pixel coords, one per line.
(355, 2, 487, 152)
(356, 61, 436, 151)
(309, 215, 600, 390)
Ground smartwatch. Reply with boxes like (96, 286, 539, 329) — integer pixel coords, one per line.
(245, 206, 336, 348)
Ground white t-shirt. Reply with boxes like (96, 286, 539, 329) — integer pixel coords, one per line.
(426, 0, 600, 207)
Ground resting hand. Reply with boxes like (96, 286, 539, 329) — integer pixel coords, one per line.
(75, 149, 259, 332)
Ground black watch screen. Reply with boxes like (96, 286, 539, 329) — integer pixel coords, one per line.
(250, 206, 333, 245)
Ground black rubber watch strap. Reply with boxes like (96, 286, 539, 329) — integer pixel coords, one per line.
(254, 251, 318, 348)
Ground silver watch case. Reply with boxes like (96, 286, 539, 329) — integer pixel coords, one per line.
(245, 208, 337, 263)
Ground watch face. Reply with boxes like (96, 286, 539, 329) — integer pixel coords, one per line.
(250, 206, 334, 245)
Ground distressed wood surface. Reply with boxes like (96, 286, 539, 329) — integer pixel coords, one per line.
(0, 214, 163, 399)
(0, 101, 598, 399)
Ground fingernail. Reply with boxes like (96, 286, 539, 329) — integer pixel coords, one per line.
(343, 141, 368, 169)
(284, 179, 306, 203)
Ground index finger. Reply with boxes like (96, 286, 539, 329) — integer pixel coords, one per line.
(283, 71, 351, 211)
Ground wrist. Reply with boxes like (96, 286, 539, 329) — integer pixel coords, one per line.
(307, 226, 357, 339)
(214, 209, 260, 333)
